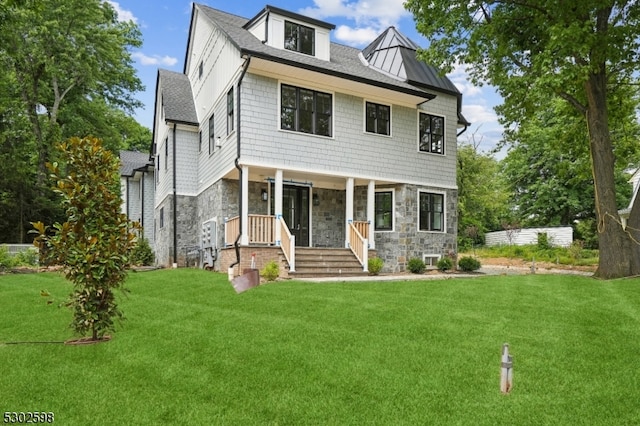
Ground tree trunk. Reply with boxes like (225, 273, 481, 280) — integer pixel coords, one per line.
(585, 71, 640, 279)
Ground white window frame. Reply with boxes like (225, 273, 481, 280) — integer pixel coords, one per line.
(374, 188, 395, 232)
(278, 81, 334, 139)
(417, 189, 446, 233)
(364, 100, 392, 137)
(417, 111, 446, 155)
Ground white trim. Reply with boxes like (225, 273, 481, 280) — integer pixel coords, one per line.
(363, 100, 392, 138)
(416, 110, 447, 156)
(423, 254, 441, 269)
(417, 189, 447, 233)
(374, 188, 395, 232)
(237, 160, 458, 191)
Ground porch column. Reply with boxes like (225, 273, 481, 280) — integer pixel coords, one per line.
(274, 169, 283, 246)
(367, 180, 376, 249)
(345, 177, 354, 248)
(241, 165, 249, 245)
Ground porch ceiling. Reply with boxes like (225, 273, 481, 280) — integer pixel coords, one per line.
(223, 166, 395, 190)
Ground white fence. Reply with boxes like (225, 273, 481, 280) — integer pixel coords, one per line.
(485, 227, 573, 247)
(2, 244, 36, 256)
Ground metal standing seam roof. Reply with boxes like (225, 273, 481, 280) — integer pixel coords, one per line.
(195, 4, 464, 103)
(120, 150, 154, 177)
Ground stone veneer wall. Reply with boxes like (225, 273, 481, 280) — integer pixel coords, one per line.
(311, 188, 345, 247)
(362, 184, 458, 273)
(154, 194, 198, 267)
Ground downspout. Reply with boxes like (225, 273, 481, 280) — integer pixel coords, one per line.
(229, 55, 252, 273)
(141, 170, 145, 232)
(457, 124, 468, 137)
(172, 123, 178, 268)
(126, 177, 130, 218)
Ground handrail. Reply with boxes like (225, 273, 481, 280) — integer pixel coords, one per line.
(348, 222, 368, 272)
(225, 215, 276, 246)
(278, 216, 295, 271)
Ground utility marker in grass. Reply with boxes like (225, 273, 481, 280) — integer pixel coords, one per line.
(500, 343, 513, 393)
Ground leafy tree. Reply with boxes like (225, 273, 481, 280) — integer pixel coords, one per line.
(33, 137, 138, 341)
(405, 0, 640, 278)
(501, 97, 636, 228)
(457, 138, 509, 250)
(0, 0, 148, 243)
(0, 0, 143, 185)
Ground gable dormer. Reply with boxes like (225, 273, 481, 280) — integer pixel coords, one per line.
(243, 5, 335, 61)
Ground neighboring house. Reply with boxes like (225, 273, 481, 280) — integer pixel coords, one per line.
(119, 150, 155, 247)
(619, 168, 640, 228)
(152, 3, 468, 275)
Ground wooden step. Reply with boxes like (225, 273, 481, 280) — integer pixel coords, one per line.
(287, 247, 368, 278)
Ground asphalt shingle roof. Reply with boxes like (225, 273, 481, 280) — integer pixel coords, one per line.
(120, 150, 153, 177)
(198, 5, 457, 98)
(157, 69, 198, 125)
(195, 4, 468, 125)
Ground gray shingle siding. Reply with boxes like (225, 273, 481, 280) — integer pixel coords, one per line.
(240, 74, 457, 187)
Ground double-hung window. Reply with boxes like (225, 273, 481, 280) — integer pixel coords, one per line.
(366, 102, 390, 135)
(419, 192, 444, 232)
(281, 84, 332, 137)
(227, 88, 234, 134)
(419, 113, 445, 154)
(284, 21, 315, 55)
(374, 191, 393, 231)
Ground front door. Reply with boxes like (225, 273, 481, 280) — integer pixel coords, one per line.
(282, 185, 309, 247)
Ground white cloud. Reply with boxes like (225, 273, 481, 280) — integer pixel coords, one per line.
(334, 25, 379, 45)
(106, 1, 137, 24)
(299, 0, 410, 46)
(462, 104, 498, 124)
(132, 52, 178, 67)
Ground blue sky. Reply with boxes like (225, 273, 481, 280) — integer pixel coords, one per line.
(109, 0, 504, 153)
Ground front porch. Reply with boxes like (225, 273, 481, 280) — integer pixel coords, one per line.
(224, 214, 371, 275)
(219, 165, 385, 277)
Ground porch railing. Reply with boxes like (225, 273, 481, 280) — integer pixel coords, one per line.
(225, 215, 276, 246)
(225, 216, 240, 246)
(348, 222, 368, 272)
(353, 221, 370, 241)
(279, 216, 295, 272)
(248, 214, 275, 244)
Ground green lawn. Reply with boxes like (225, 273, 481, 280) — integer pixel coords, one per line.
(1, 269, 640, 425)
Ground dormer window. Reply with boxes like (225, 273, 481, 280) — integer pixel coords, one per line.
(284, 21, 314, 55)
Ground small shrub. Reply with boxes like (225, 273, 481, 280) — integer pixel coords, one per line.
(537, 232, 553, 250)
(407, 257, 426, 274)
(458, 256, 481, 272)
(437, 257, 453, 272)
(260, 260, 280, 281)
(368, 257, 384, 275)
(13, 248, 38, 266)
(130, 237, 155, 266)
(0, 245, 15, 269)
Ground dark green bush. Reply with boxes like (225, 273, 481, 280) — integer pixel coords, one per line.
(407, 257, 426, 274)
(368, 257, 384, 275)
(458, 256, 481, 272)
(130, 237, 155, 266)
(437, 257, 453, 272)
